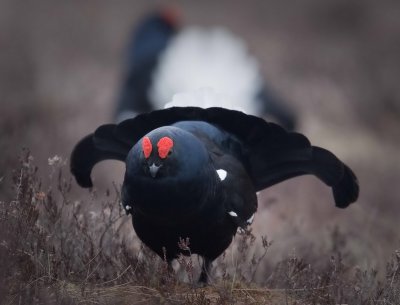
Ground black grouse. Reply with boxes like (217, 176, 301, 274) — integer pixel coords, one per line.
(115, 8, 297, 130)
(71, 106, 359, 284)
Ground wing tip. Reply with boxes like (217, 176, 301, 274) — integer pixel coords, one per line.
(73, 171, 94, 188)
(70, 134, 95, 189)
(332, 164, 359, 208)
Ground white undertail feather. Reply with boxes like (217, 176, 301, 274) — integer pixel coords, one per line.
(228, 211, 238, 217)
(166, 88, 249, 113)
(150, 27, 263, 113)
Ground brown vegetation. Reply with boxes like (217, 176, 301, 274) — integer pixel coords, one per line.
(0, 151, 399, 304)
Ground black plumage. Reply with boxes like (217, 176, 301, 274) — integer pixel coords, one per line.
(115, 11, 178, 118)
(71, 107, 359, 283)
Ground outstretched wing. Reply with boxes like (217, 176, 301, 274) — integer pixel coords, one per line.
(249, 144, 358, 208)
(70, 124, 131, 188)
(70, 107, 359, 208)
(117, 107, 359, 207)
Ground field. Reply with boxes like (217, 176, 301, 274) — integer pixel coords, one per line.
(1, 1, 400, 304)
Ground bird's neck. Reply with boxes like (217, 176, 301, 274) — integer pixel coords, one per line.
(125, 164, 219, 225)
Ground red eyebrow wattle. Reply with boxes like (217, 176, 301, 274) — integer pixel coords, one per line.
(142, 136, 152, 159)
(157, 137, 174, 159)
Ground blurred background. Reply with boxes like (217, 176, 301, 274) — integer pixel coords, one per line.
(1, 0, 399, 277)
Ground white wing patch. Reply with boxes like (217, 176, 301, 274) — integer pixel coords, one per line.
(246, 214, 255, 225)
(228, 211, 238, 217)
(216, 169, 227, 181)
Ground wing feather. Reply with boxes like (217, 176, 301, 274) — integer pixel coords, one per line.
(70, 125, 130, 188)
(70, 107, 359, 207)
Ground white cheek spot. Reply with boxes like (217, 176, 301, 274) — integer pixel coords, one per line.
(247, 214, 254, 225)
(217, 169, 227, 181)
(228, 211, 238, 217)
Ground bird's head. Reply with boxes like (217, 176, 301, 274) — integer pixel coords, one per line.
(123, 125, 213, 219)
(126, 126, 209, 180)
(138, 131, 174, 178)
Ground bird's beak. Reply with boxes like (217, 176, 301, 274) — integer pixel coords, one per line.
(149, 163, 161, 178)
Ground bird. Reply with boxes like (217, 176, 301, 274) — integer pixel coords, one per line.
(71, 94, 359, 284)
(115, 8, 179, 122)
(115, 8, 297, 130)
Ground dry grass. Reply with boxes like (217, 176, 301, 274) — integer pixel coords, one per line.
(0, 151, 399, 305)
